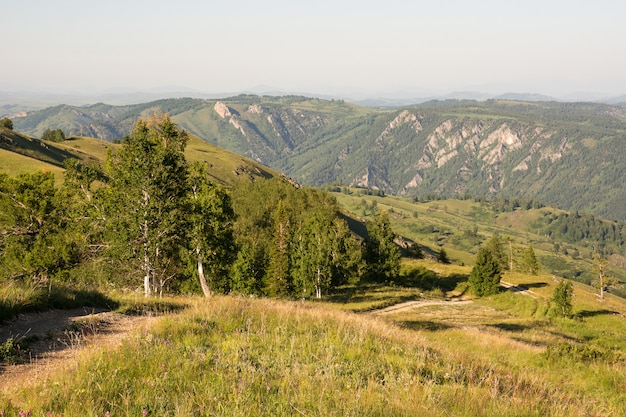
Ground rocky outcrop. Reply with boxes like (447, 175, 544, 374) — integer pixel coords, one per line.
(214, 102, 233, 119)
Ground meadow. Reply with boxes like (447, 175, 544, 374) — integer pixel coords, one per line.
(2, 260, 625, 416)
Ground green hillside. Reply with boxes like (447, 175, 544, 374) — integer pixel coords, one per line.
(12, 96, 626, 220)
(0, 128, 279, 186)
(330, 189, 626, 292)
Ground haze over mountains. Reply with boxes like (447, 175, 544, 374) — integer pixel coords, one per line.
(2, 87, 626, 113)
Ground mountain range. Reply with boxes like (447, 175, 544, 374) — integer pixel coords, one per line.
(9, 95, 626, 221)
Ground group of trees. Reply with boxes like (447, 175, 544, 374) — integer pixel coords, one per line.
(229, 179, 401, 298)
(469, 235, 539, 296)
(469, 234, 617, 316)
(0, 115, 401, 299)
(541, 211, 626, 257)
(41, 128, 66, 142)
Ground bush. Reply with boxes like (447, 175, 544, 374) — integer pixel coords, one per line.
(0, 117, 13, 130)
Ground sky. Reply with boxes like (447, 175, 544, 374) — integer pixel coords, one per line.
(2, 0, 626, 99)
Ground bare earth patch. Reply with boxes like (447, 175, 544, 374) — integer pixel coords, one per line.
(0, 309, 156, 395)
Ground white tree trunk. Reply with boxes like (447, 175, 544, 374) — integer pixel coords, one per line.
(197, 247, 212, 297)
(315, 268, 322, 299)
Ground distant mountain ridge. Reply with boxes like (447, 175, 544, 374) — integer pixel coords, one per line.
(11, 95, 626, 220)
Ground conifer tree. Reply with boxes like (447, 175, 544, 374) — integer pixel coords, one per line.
(267, 201, 291, 296)
(484, 234, 508, 272)
(365, 212, 401, 281)
(521, 244, 540, 275)
(469, 246, 501, 296)
(437, 247, 450, 264)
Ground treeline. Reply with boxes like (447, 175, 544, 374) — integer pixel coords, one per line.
(0, 116, 400, 300)
(540, 211, 626, 256)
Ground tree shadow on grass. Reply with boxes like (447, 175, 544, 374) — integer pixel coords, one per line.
(326, 284, 419, 311)
(395, 268, 467, 292)
(399, 320, 454, 332)
(0, 286, 121, 323)
(518, 282, 548, 289)
(488, 323, 529, 332)
(574, 309, 618, 319)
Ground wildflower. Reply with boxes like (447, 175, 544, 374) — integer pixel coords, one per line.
(142, 409, 148, 416)
(105, 412, 110, 417)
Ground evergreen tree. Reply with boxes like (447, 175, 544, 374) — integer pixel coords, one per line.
(365, 212, 401, 281)
(230, 241, 266, 295)
(469, 246, 501, 296)
(267, 201, 291, 296)
(484, 234, 509, 272)
(551, 279, 573, 317)
(521, 244, 540, 275)
(437, 247, 450, 264)
(106, 115, 190, 297)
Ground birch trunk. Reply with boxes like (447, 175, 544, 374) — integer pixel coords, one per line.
(197, 247, 212, 297)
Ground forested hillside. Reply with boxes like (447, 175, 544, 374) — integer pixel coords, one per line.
(11, 96, 626, 220)
(0, 115, 403, 319)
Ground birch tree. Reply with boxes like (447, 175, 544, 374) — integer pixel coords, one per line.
(187, 162, 236, 297)
(106, 115, 189, 297)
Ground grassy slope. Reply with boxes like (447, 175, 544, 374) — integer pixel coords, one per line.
(333, 190, 626, 285)
(0, 131, 280, 187)
(2, 283, 625, 416)
(0, 148, 65, 180)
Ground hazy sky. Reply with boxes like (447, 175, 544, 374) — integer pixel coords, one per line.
(3, 0, 626, 98)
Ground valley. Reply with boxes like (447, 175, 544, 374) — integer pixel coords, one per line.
(9, 96, 626, 220)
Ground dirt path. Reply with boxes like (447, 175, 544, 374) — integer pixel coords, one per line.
(374, 299, 472, 315)
(500, 281, 539, 298)
(0, 309, 156, 394)
(373, 281, 539, 316)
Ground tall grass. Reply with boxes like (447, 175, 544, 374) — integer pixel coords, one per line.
(0, 280, 119, 322)
(2, 296, 612, 416)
